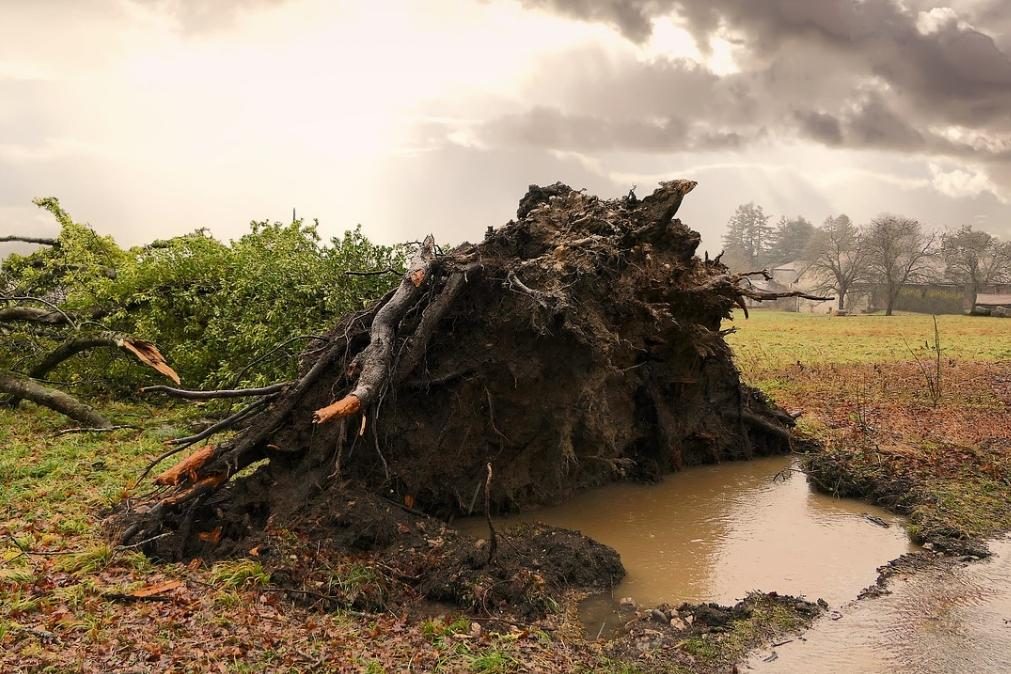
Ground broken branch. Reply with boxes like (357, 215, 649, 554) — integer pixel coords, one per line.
(313, 235, 437, 425)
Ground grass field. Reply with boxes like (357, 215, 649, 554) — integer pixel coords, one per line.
(1, 310, 1009, 672)
(728, 310, 1011, 549)
(726, 310, 1011, 372)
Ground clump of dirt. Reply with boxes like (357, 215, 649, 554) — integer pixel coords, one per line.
(116, 180, 807, 614)
(605, 592, 823, 673)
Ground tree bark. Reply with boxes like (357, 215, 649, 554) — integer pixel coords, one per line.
(314, 235, 437, 425)
(0, 306, 71, 325)
(0, 235, 57, 246)
(0, 373, 110, 427)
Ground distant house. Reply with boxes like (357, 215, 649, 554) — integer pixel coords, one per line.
(975, 292, 1011, 316)
(743, 260, 848, 313)
(741, 258, 1010, 315)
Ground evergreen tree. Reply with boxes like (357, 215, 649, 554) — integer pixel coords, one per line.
(721, 203, 773, 270)
(769, 216, 815, 266)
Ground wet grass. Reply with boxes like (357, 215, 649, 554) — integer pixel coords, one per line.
(727, 310, 1011, 375)
(0, 402, 613, 671)
(728, 310, 1011, 551)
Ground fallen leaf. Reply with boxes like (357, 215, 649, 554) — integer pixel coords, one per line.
(198, 527, 222, 544)
(130, 579, 183, 598)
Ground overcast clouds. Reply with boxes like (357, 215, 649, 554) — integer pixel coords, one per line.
(1, 0, 1009, 256)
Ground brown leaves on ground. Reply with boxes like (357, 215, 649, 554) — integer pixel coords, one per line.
(773, 359, 1011, 452)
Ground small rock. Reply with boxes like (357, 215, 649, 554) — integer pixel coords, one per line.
(470, 622, 482, 637)
(650, 609, 668, 624)
(619, 597, 637, 610)
(670, 617, 687, 630)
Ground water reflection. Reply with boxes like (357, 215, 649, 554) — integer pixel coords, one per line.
(748, 539, 1011, 673)
(457, 456, 915, 611)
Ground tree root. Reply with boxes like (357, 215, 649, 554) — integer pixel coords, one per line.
(313, 235, 437, 425)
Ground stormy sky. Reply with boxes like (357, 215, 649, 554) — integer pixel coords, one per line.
(2, 0, 1010, 255)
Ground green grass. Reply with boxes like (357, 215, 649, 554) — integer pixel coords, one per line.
(726, 310, 1011, 372)
(731, 311, 1011, 550)
(678, 595, 814, 669)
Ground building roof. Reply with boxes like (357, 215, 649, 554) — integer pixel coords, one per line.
(976, 293, 1011, 307)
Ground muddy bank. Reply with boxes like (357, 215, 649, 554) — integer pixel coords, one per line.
(803, 442, 999, 557)
(605, 592, 823, 673)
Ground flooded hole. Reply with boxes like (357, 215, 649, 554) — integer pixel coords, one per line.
(456, 455, 916, 633)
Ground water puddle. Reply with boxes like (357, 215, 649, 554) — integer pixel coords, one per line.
(456, 455, 915, 632)
(747, 539, 1011, 673)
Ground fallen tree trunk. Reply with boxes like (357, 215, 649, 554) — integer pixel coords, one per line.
(0, 306, 71, 325)
(0, 235, 57, 246)
(0, 373, 110, 427)
(115, 180, 829, 565)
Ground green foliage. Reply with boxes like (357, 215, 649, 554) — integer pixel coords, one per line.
(893, 285, 964, 315)
(721, 202, 773, 270)
(768, 216, 815, 266)
(1, 199, 404, 392)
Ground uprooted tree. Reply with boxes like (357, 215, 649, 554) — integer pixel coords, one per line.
(2, 196, 404, 427)
(117, 180, 829, 568)
(1, 207, 180, 427)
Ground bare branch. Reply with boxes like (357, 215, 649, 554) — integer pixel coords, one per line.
(166, 397, 273, 446)
(0, 296, 77, 328)
(345, 267, 404, 277)
(0, 306, 71, 325)
(739, 287, 833, 302)
(141, 382, 291, 400)
(51, 424, 136, 437)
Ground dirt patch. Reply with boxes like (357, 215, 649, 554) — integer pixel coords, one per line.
(604, 592, 824, 673)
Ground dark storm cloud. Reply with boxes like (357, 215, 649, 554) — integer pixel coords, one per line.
(525, 0, 1011, 131)
(504, 0, 1011, 198)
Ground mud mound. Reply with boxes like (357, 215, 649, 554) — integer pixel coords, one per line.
(116, 180, 822, 611)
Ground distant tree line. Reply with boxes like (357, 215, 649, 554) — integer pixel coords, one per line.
(721, 203, 1011, 314)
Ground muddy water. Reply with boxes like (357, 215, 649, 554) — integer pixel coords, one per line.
(748, 539, 1011, 673)
(457, 456, 915, 616)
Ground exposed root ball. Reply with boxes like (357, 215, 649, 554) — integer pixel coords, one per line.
(114, 181, 817, 610)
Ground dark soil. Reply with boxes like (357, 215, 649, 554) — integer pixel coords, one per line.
(604, 592, 824, 673)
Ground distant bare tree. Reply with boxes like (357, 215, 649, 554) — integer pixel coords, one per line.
(942, 225, 1011, 310)
(865, 214, 937, 316)
(805, 214, 870, 311)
